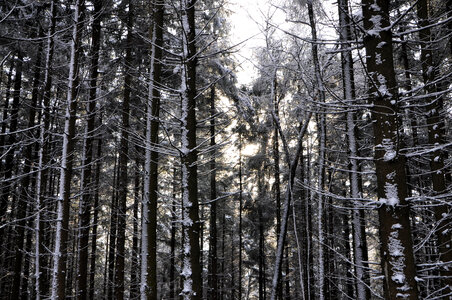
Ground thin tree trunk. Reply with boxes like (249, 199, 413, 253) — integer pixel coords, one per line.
(114, 0, 133, 297)
(107, 154, 119, 298)
(305, 3, 327, 299)
(50, 0, 83, 297)
(88, 138, 102, 300)
(11, 22, 44, 300)
(170, 166, 178, 300)
(238, 130, 243, 300)
(77, 2, 102, 299)
(337, 0, 369, 298)
(34, 0, 57, 297)
(179, 1, 202, 299)
(208, 86, 218, 300)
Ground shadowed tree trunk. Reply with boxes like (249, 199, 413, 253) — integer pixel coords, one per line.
(208, 86, 218, 300)
(362, 0, 419, 298)
(77, 1, 102, 299)
(50, 0, 83, 298)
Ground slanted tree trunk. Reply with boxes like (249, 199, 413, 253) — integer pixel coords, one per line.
(50, 0, 83, 298)
(361, 0, 419, 298)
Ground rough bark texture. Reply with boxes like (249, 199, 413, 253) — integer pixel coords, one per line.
(362, 0, 419, 298)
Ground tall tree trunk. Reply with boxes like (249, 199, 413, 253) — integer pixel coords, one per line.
(114, 0, 133, 297)
(107, 153, 119, 298)
(88, 138, 102, 300)
(50, 0, 83, 298)
(271, 73, 282, 300)
(140, 0, 164, 298)
(208, 86, 218, 300)
(416, 0, 452, 294)
(11, 22, 44, 300)
(361, 0, 419, 298)
(130, 155, 141, 300)
(238, 130, 243, 300)
(34, 0, 57, 297)
(179, 1, 202, 299)
(77, 2, 102, 299)
(0, 51, 21, 254)
(169, 166, 178, 300)
(305, 2, 327, 299)
(337, 0, 370, 298)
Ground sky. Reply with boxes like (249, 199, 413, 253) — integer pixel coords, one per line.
(227, 0, 287, 86)
(227, 0, 338, 86)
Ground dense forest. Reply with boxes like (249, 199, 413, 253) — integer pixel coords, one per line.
(0, 0, 451, 299)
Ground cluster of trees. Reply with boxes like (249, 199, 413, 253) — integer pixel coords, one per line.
(0, 0, 450, 299)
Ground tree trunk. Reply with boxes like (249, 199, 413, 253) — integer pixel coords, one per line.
(361, 0, 419, 298)
(11, 22, 44, 300)
(337, 0, 370, 297)
(208, 86, 218, 300)
(77, 2, 102, 299)
(179, 1, 202, 299)
(416, 0, 452, 294)
(50, 0, 83, 297)
(114, 0, 133, 297)
(88, 138, 102, 300)
(34, 0, 57, 297)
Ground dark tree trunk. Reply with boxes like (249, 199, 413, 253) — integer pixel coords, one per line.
(88, 138, 102, 300)
(208, 86, 218, 300)
(180, 1, 202, 299)
(114, 0, 133, 297)
(361, 0, 419, 298)
(11, 22, 44, 299)
(77, 2, 102, 299)
(50, 0, 83, 297)
(416, 0, 452, 293)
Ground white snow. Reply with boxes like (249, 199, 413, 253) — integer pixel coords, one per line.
(385, 183, 399, 206)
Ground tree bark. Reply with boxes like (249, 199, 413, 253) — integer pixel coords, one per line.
(208, 86, 218, 300)
(179, 1, 202, 299)
(361, 0, 419, 298)
(77, 1, 102, 299)
(50, 0, 83, 298)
